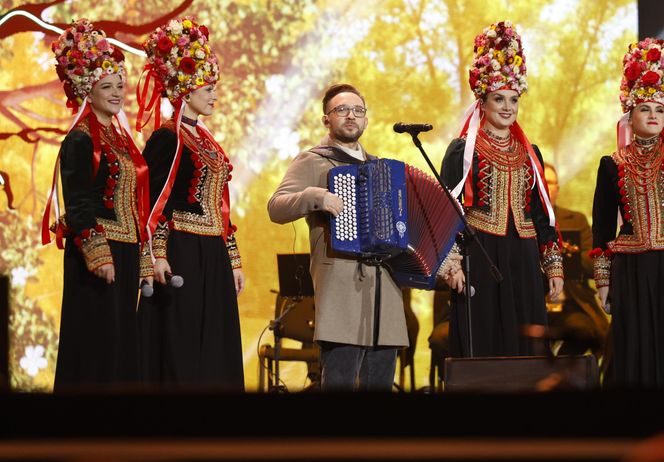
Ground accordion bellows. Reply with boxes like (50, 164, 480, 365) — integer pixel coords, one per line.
(329, 159, 464, 289)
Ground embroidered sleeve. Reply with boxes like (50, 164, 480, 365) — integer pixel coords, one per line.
(540, 241, 564, 280)
(139, 245, 154, 279)
(74, 224, 113, 272)
(226, 223, 241, 270)
(151, 215, 170, 260)
(589, 248, 612, 288)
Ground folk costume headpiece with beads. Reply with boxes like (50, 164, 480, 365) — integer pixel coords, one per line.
(137, 17, 231, 239)
(136, 17, 219, 131)
(617, 38, 664, 149)
(453, 20, 555, 227)
(42, 19, 150, 248)
(52, 18, 126, 114)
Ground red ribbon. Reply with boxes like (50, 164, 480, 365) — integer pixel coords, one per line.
(88, 110, 103, 179)
(510, 121, 554, 223)
(147, 103, 185, 235)
(136, 65, 164, 133)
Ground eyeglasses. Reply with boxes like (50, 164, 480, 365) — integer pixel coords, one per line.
(326, 105, 367, 118)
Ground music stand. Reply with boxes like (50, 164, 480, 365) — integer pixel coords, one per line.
(269, 254, 315, 392)
(277, 253, 314, 298)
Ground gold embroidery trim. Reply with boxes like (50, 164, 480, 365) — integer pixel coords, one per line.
(592, 254, 612, 288)
(609, 149, 664, 253)
(226, 233, 242, 269)
(76, 120, 140, 244)
(541, 242, 564, 280)
(151, 219, 170, 260)
(466, 142, 536, 238)
(78, 228, 113, 272)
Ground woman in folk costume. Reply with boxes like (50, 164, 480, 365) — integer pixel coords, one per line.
(591, 38, 664, 388)
(137, 17, 244, 389)
(441, 21, 564, 358)
(43, 19, 151, 388)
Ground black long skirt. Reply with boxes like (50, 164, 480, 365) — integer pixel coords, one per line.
(449, 220, 548, 358)
(54, 239, 140, 390)
(609, 251, 664, 388)
(139, 230, 244, 390)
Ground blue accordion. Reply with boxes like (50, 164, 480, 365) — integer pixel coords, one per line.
(328, 158, 464, 289)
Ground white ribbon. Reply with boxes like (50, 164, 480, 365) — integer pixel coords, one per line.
(529, 155, 556, 227)
(451, 100, 481, 199)
(617, 112, 632, 150)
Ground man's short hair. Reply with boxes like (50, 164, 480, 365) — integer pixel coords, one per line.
(322, 83, 365, 114)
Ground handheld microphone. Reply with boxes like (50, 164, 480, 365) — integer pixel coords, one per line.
(393, 122, 433, 135)
(463, 285, 475, 297)
(165, 271, 184, 288)
(140, 280, 154, 298)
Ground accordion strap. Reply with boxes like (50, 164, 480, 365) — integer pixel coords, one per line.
(308, 146, 376, 165)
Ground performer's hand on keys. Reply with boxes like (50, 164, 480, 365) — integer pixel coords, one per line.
(323, 191, 344, 217)
(154, 258, 172, 285)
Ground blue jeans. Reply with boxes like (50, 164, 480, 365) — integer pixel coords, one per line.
(318, 341, 398, 392)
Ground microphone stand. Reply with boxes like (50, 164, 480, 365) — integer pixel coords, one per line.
(406, 132, 502, 357)
(268, 296, 300, 393)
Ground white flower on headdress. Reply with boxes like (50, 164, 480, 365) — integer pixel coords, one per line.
(169, 20, 183, 35)
(19, 345, 48, 377)
(486, 29, 497, 38)
(194, 48, 206, 59)
(491, 60, 500, 71)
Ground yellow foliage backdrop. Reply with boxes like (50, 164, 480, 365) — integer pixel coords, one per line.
(0, 0, 636, 391)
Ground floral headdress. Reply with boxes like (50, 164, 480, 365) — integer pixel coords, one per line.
(616, 38, 664, 148)
(469, 20, 527, 99)
(620, 38, 664, 113)
(52, 18, 125, 113)
(142, 17, 219, 103)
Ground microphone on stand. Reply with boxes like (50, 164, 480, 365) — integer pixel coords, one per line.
(165, 271, 184, 288)
(393, 122, 433, 135)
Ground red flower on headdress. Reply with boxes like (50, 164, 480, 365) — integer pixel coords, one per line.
(469, 68, 480, 88)
(200, 25, 209, 38)
(179, 57, 196, 74)
(647, 48, 661, 62)
(642, 71, 661, 86)
(111, 47, 125, 63)
(157, 37, 173, 53)
(625, 62, 642, 81)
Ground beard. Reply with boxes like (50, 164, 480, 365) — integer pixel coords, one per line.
(333, 124, 364, 144)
